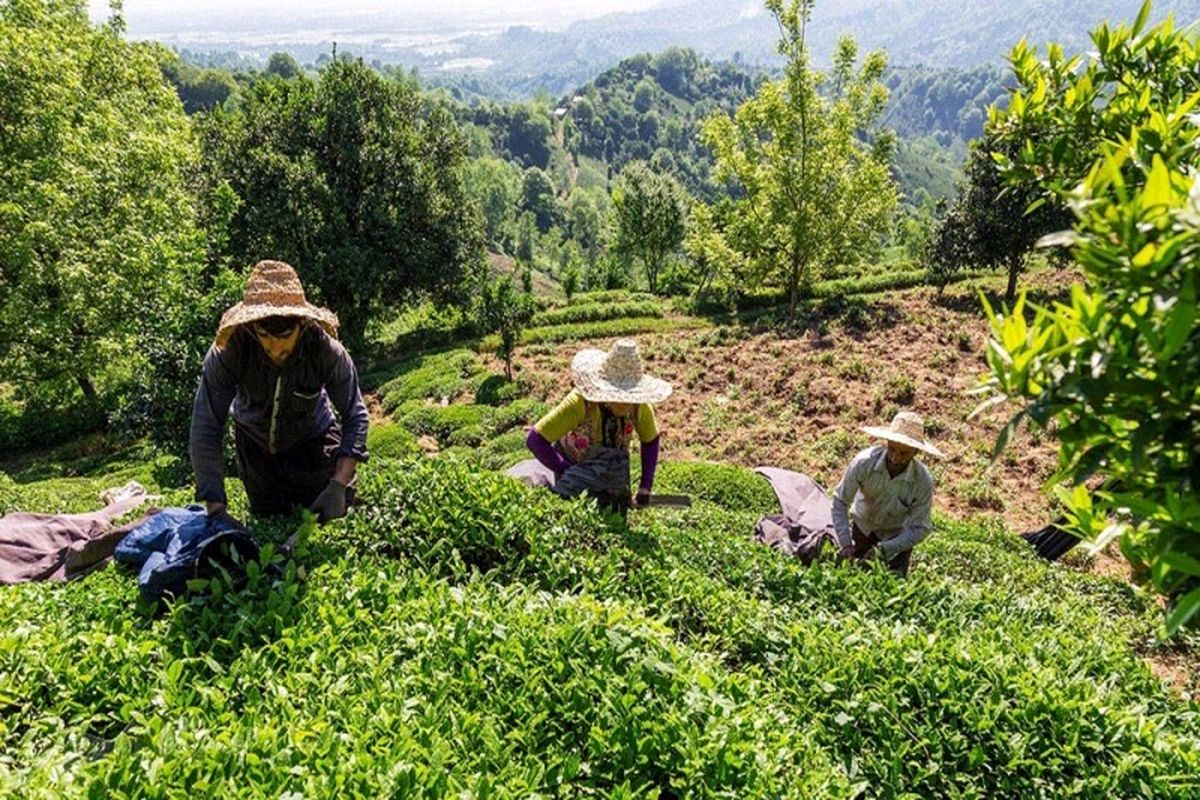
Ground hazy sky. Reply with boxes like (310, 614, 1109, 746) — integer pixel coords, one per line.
(87, 0, 662, 25)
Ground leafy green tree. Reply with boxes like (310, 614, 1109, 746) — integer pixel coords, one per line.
(465, 156, 521, 249)
(199, 59, 485, 352)
(976, 4, 1200, 632)
(0, 0, 202, 416)
(505, 104, 552, 168)
(265, 51, 303, 79)
(476, 275, 534, 380)
(633, 79, 656, 113)
(515, 211, 538, 262)
(683, 202, 747, 309)
(562, 258, 581, 302)
(520, 167, 557, 233)
(158, 53, 239, 114)
(653, 47, 702, 99)
(611, 161, 688, 294)
(702, 0, 898, 319)
(565, 189, 604, 258)
(927, 131, 1071, 302)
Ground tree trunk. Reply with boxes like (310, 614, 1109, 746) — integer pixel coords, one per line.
(1005, 257, 1021, 305)
(504, 355, 513, 381)
(76, 374, 97, 399)
(787, 259, 801, 323)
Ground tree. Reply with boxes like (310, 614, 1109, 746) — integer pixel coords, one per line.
(0, 0, 203, 416)
(520, 167, 557, 233)
(683, 202, 747, 309)
(926, 131, 1071, 302)
(505, 104, 552, 168)
(265, 51, 303, 79)
(611, 161, 688, 294)
(476, 276, 534, 381)
(562, 258, 581, 302)
(633, 79, 656, 113)
(702, 0, 898, 320)
(653, 47, 702, 99)
(565, 189, 604, 258)
(198, 59, 485, 352)
(976, 4, 1200, 633)
(465, 157, 521, 249)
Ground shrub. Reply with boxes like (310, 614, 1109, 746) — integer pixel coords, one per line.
(366, 422, 420, 459)
(653, 461, 778, 514)
(376, 350, 485, 411)
(530, 300, 663, 327)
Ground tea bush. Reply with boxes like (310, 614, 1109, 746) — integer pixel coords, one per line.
(531, 300, 664, 328)
(365, 421, 420, 459)
(375, 349, 487, 410)
(481, 316, 709, 351)
(3, 455, 1198, 797)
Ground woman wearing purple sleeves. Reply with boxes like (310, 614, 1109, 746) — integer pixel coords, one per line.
(508, 339, 671, 514)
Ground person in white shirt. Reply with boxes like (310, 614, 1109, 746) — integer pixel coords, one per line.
(831, 411, 944, 576)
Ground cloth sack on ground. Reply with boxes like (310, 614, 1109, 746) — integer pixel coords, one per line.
(752, 467, 838, 564)
(115, 506, 260, 600)
(507, 446, 633, 511)
(1022, 518, 1080, 561)
(0, 494, 155, 585)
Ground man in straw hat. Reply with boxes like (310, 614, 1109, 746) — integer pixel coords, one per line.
(508, 338, 670, 514)
(830, 411, 943, 576)
(190, 260, 369, 522)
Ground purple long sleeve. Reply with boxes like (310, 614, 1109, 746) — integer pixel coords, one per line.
(526, 428, 572, 476)
(639, 436, 660, 492)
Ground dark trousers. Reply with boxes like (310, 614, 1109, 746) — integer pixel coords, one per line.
(851, 523, 912, 577)
(234, 424, 352, 517)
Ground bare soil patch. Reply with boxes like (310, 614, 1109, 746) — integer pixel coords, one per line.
(501, 272, 1077, 533)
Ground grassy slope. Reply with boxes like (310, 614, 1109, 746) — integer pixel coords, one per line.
(4, 275, 1199, 797)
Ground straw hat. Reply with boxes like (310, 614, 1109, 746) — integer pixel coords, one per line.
(214, 260, 338, 348)
(862, 411, 944, 458)
(570, 339, 672, 404)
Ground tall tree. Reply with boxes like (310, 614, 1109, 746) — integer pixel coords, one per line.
(702, 0, 898, 319)
(0, 0, 202, 410)
(475, 275, 534, 381)
(926, 131, 1071, 302)
(464, 156, 521, 250)
(520, 167, 557, 233)
(977, 3, 1200, 632)
(199, 59, 485, 352)
(611, 161, 688, 294)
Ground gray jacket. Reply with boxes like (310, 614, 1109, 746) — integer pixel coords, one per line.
(190, 324, 369, 503)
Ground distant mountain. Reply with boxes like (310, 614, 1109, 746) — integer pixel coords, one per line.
(133, 0, 1199, 99)
(557, 0, 1198, 68)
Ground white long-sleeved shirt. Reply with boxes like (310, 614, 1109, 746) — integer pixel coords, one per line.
(831, 445, 934, 556)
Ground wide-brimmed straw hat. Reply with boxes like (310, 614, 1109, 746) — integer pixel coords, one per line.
(215, 260, 338, 348)
(570, 339, 672, 404)
(862, 411, 944, 458)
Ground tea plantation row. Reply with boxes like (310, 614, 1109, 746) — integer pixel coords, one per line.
(2, 455, 1198, 797)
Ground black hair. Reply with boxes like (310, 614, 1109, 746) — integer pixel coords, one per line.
(252, 315, 303, 336)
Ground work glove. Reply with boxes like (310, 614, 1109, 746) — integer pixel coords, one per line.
(309, 480, 348, 523)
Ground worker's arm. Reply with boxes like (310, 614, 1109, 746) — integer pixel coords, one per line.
(324, 338, 370, 466)
(528, 391, 586, 476)
(830, 458, 860, 553)
(635, 404, 660, 503)
(190, 344, 239, 514)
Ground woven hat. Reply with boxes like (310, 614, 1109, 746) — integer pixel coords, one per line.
(214, 260, 338, 348)
(570, 339, 672, 404)
(862, 411, 944, 459)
